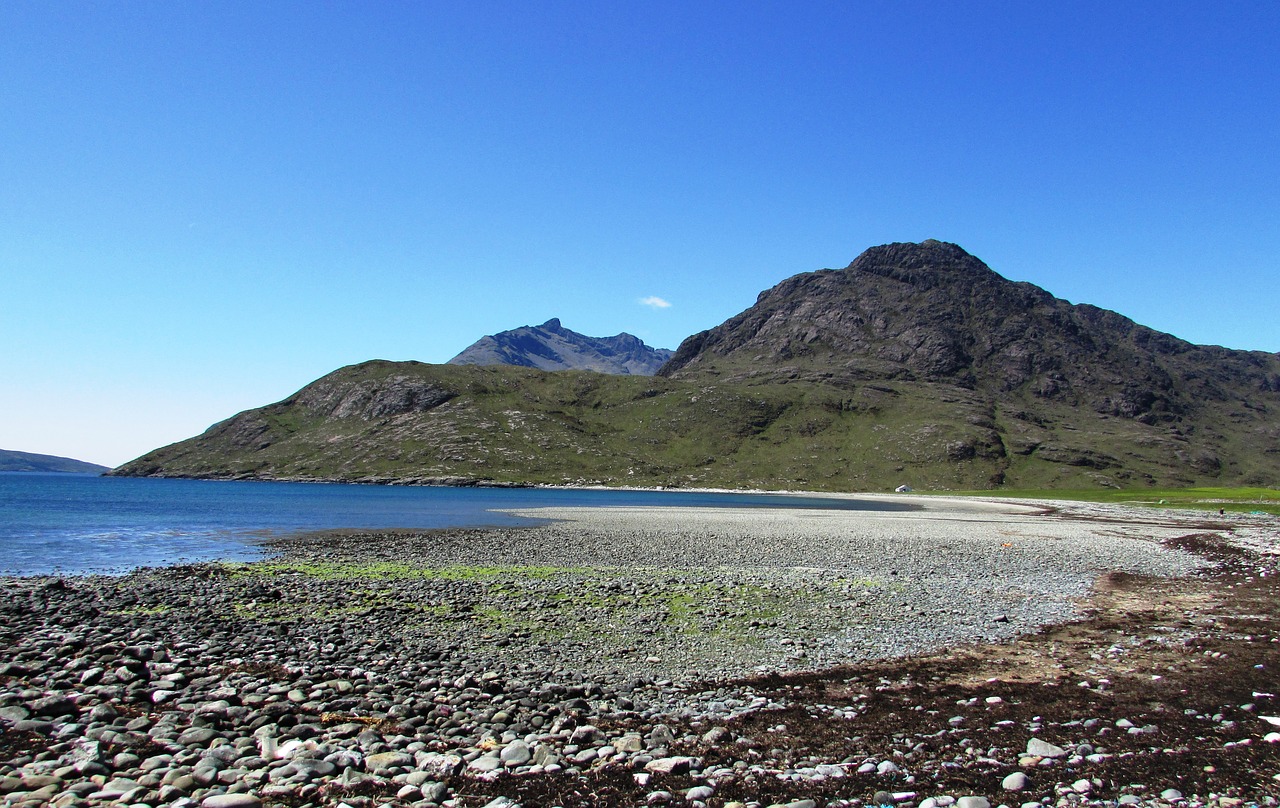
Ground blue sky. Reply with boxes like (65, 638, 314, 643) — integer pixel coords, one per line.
(3, 1, 1277, 467)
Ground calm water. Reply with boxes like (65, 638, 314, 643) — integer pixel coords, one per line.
(0, 473, 914, 577)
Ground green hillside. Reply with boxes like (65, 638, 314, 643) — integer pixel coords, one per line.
(112, 360, 1268, 491)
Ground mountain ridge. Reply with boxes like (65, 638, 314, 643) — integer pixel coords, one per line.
(662, 239, 1278, 416)
(448, 318, 673, 375)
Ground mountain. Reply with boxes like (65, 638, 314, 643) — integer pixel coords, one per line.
(0, 449, 110, 474)
(448, 318, 673, 375)
(112, 241, 1280, 490)
(659, 239, 1280, 485)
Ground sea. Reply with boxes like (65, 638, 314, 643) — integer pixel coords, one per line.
(0, 473, 913, 577)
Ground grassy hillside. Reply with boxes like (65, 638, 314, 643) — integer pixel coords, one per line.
(113, 361, 1271, 491)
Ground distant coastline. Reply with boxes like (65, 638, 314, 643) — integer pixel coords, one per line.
(0, 448, 109, 474)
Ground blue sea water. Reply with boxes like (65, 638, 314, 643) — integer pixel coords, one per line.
(0, 473, 913, 577)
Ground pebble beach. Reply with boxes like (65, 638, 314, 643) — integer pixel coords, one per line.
(2, 496, 1277, 808)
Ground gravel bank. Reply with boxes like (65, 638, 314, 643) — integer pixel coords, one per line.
(0, 497, 1270, 808)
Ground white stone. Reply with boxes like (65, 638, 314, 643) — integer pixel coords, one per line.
(1025, 737, 1067, 758)
(645, 756, 695, 775)
(201, 796, 262, 808)
(1002, 772, 1028, 791)
(416, 752, 464, 779)
(956, 798, 990, 808)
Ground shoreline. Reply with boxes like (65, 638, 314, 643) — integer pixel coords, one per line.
(2, 500, 1278, 806)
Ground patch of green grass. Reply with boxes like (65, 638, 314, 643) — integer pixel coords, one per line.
(107, 605, 172, 616)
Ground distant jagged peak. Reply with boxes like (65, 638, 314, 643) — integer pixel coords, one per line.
(448, 318, 674, 375)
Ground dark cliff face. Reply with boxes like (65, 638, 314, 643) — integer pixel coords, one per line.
(449, 318, 673, 375)
(659, 240, 1280, 425)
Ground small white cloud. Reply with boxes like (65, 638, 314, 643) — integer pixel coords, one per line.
(639, 296, 672, 309)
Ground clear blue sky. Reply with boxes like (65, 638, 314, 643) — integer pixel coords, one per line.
(3, 1, 1277, 467)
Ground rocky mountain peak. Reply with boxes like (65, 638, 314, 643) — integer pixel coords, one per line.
(843, 240, 1001, 288)
(449, 319, 673, 375)
(660, 240, 1280, 429)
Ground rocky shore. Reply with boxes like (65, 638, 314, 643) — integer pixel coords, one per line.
(2, 498, 1278, 807)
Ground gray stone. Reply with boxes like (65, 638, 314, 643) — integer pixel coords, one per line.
(292, 759, 336, 779)
(500, 740, 533, 767)
(616, 733, 645, 753)
(956, 799, 990, 808)
(1025, 737, 1066, 758)
(201, 796, 263, 808)
(1002, 771, 1028, 791)
(96, 778, 144, 798)
(468, 752, 503, 772)
(178, 727, 219, 746)
(12, 719, 53, 734)
(397, 783, 423, 800)
(191, 766, 220, 786)
(687, 785, 715, 801)
(416, 752, 464, 779)
(645, 756, 695, 775)
(423, 781, 449, 801)
(364, 750, 412, 772)
(570, 724, 602, 744)
(30, 695, 77, 717)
